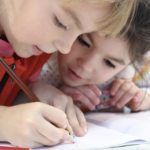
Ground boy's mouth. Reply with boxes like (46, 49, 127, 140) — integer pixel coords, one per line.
(68, 68, 82, 81)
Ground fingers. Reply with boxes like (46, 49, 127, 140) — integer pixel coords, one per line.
(66, 119, 73, 135)
(87, 85, 101, 97)
(52, 94, 86, 137)
(60, 84, 101, 111)
(22, 120, 68, 148)
(74, 105, 88, 134)
(52, 94, 69, 113)
(129, 91, 144, 111)
(76, 94, 96, 110)
(110, 80, 130, 107)
(37, 116, 68, 142)
(33, 127, 64, 147)
(71, 93, 82, 101)
(77, 85, 101, 106)
(66, 98, 86, 137)
(39, 102, 68, 129)
(110, 79, 141, 109)
(52, 95, 73, 135)
(60, 84, 83, 101)
(110, 79, 124, 96)
(2, 103, 69, 148)
(115, 87, 138, 108)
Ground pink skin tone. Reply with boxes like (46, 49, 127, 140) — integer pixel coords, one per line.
(59, 32, 150, 111)
(0, 0, 114, 148)
(1, 0, 112, 58)
(58, 32, 130, 87)
(110, 79, 150, 111)
(58, 32, 144, 110)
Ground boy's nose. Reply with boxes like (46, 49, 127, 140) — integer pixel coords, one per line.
(78, 56, 96, 73)
(53, 40, 71, 54)
(53, 34, 77, 54)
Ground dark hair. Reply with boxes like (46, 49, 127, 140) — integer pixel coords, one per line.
(121, 0, 150, 71)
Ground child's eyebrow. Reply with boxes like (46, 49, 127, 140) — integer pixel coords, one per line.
(108, 56, 126, 65)
(62, 7, 83, 30)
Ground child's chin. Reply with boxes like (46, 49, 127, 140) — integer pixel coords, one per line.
(16, 51, 32, 58)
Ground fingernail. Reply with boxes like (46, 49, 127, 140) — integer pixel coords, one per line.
(97, 91, 101, 97)
(116, 103, 121, 108)
(84, 127, 87, 133)
(111, 91, 115, 96)
(134, 97, 138, 102)
(111, 101, 115, 106)
(96, 98, 100, 105)
(63, 132, 69, 141)
(63, 124, 67, 129)
(91, 106, 95, 110)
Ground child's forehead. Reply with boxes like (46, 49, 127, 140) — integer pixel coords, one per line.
(88, 32, 129, 53)
(58, 0, 113, 31)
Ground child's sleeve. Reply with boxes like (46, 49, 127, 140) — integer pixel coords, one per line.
(133, 65, 150, 88)
(133, 53, 150, 88)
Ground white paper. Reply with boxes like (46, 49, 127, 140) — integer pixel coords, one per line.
(34, 122, 148, 150)
(1, 111, 150, 150)
(85, 111, 150, 141)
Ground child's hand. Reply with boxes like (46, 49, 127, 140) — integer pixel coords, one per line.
(126, 90, 150, 111)
(0, 103, 69, 148)
(29, 81, 87, 137)
(60, 84, 101, 110)
(110, 79, 150, 111)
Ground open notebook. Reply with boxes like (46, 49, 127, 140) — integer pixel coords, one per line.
(0, 111, 150, 150)
(34, 111, 150, 150)
(85, 110, 150, 141)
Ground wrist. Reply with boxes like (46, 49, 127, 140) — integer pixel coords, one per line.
(139, 91, 150, 111)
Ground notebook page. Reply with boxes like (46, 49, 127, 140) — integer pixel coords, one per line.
(85, 111, 150, 141)
(34, 122, 147, 150)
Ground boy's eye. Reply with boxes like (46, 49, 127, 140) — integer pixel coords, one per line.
(104, 59, 116, 69)
(77, 36, 90, 48)
(54, 16, 67, 30)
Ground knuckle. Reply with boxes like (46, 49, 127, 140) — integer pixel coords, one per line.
(58, 116, 67, 125)
(128, 89, 135, 96)
(51, 130, 62, 141)
(81, 86, 88, 91)
(32, 102, 43, 111)
(121, 84, 129, 91)
(68, 112, 76, 121)
(54, 94, 69, 104)
(126, 80, 133, 85)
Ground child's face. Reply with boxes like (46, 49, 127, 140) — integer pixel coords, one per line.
(0, 0, 111, 58)
(58, 32, 130, 87)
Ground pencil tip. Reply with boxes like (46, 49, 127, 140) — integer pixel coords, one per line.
(68, 135, 75, 143)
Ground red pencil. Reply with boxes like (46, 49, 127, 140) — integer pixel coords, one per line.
(0, 146, 31, 150)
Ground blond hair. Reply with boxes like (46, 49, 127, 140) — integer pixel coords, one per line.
(1, 0, 137, 38)
(65, 0, 137, 37)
